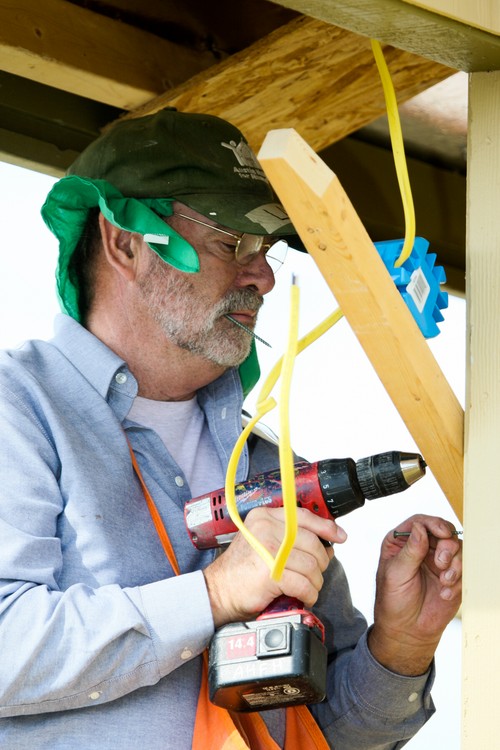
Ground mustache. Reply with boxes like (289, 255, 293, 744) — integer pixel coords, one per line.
(216, 289, 264, 317)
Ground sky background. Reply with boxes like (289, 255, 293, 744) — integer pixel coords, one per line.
(0, 159, 465, 747)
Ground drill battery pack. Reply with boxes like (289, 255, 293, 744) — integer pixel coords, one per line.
(207, 612, 327, 712)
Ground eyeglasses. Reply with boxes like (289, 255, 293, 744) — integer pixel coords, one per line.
(170, 212, 288, 273)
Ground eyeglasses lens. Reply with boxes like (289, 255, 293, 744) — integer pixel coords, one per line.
(265, 239, 288, 274)
(236, 236, 288, 273)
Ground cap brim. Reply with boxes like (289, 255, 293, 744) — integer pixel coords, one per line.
(279, 233, 307, 252)
(177, 193, 297, 237)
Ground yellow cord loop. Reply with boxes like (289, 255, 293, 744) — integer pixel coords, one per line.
(224, 286, 344, 580)
(272, 278, 300, 580)
(225, 279, 300, 580)
(370, 39, 416, 267)
(224, 397, 278, 572)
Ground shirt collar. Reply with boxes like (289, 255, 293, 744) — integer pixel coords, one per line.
(49, 315, 246, 437)
(50, 314, 138, 415)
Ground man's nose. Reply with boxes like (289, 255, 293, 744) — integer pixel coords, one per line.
(234, 251, 276, 296)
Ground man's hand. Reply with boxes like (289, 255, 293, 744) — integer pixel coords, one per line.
(203, 507, 347, 628)
(368, 514, 462, 676)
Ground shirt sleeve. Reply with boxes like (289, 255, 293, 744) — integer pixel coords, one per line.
(310, 557, 435, 749)
(0, 384, 214, 717)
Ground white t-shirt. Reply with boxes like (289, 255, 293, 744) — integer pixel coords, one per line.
(128, 395, 224, 498)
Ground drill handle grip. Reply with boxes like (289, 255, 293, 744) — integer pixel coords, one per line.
(257, 595, 302, 618)
(257, 595, 326, 643)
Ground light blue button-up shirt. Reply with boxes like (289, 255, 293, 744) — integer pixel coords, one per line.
(0, 315, 434, 749)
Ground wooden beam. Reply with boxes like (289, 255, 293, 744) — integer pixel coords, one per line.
(0, 0, 216, 109)
(272, 0, 500, 71)
(125, 16, 454, 154)
(462, 70, 500, 749)
(400, 0, 500, 36)
(0, 71, 122, 175)
(258, 128, 464, 518)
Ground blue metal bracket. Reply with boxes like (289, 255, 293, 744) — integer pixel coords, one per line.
(374, 237, 448, 338)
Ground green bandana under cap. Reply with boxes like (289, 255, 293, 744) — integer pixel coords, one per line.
(42, 175, 200, 321)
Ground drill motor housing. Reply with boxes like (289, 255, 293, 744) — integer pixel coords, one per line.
(185, 458, 360, 550)
(185, 451, 424, 551)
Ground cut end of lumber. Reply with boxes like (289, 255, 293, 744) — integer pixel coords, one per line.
(258, 128, 335, 198)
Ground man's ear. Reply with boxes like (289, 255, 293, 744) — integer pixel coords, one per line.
(98, 214, 138, 280)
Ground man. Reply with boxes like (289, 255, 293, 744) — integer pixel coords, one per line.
(0, 109, 462, 748)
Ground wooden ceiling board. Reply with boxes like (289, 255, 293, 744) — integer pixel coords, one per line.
(0, 0, 218, 109)
(0, 1, 468, 288)
(67, 0, 299, 57)
(272, 0, 500, 70)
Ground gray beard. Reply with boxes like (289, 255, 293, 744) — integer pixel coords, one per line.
(138, 252, 263, 367)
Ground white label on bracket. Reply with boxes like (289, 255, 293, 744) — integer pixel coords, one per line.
(407, 268, 430, 313)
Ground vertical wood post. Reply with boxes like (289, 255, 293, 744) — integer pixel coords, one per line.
(462, 70, 500, 748)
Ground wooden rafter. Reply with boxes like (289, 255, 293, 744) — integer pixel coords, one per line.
(123, 16, 454, 153)
(402, 0, 500, 36)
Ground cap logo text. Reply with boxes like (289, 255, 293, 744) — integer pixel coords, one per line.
(221, 139, 268, 184)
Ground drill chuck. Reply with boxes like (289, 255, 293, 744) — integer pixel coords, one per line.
(355, 451, 427, 500)
(316, 451, 426, 518)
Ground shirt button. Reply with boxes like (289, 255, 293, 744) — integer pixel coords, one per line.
(221, 407, 227, 419)
(175, 476, 185, 487)
(89, 691, 102, 700)
(181, 648, 193, 660)
(408, 692, 419, 703)
(115, 372, 127, 385)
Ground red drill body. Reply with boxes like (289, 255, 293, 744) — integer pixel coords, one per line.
(185, 461, 325, 549)
(184, 451, 425, 551)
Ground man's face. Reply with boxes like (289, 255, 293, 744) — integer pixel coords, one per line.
(136, 205, 275, 368)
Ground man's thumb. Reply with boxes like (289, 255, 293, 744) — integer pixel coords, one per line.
(400, 522, 429, 569)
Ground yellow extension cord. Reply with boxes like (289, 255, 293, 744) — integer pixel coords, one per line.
(224, 291, 344, 581)
(370, 39, 416, 266)
(223, 41, 414, 580)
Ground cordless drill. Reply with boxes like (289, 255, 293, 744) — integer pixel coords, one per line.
(184, 450, 426, 712)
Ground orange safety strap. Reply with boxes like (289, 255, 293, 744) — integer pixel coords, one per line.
(128, 441, 180, 576)
(127, 437, 330, 750)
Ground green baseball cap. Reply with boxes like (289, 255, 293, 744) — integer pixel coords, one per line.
(42, 108, 296, 394)
(67, 108, 294, 236)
